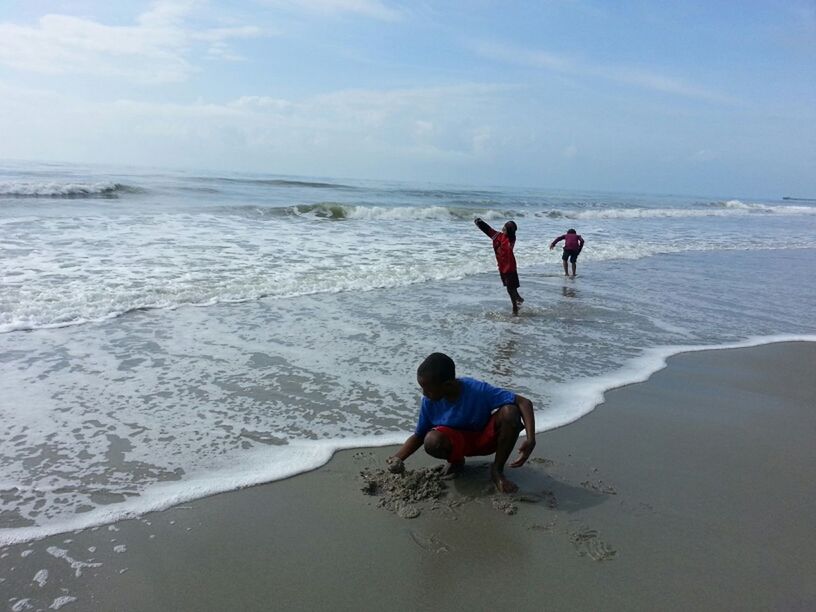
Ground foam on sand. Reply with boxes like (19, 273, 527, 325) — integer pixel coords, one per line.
(1, 334, 813, 546)
(542, 334, 816, 433)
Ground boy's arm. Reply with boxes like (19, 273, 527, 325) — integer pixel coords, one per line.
(509, 394, 536, 468)
(578, 235, 585, 251)
(474, 217, 497, 238)
(393, 434, 423, 461)
(549, 235, 565, 250)
(386, 433, 424, 473)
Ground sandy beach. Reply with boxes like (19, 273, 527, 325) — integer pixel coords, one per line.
(2, 340, 815, 611)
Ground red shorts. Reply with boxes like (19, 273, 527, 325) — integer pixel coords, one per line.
(433, 412, 500, 464)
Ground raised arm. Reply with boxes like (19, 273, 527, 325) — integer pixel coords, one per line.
(509, 394, 536, 467)
(549, 234, 565, 250)
(474, 217, 497, 238)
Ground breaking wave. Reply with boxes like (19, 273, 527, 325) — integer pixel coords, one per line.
(0, 181, 144, 198)
(195, 177, 358, 190)
(219, 201, 816, 221)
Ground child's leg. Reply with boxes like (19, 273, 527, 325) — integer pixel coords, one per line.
(571, 260, 577, 276)
(423, 430, 452, 460)
(562, 258, 569, 275)
(491, 405, 524, 493)
(424, 428, 466, 477)
(507, 287, 519, 314)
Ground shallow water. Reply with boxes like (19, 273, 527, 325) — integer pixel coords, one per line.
(1, 161, 815, 543)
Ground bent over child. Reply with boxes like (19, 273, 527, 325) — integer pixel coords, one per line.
(475, 217, 524, 314)
(387, 353, 536, 494)
(550, 228, 585, 277)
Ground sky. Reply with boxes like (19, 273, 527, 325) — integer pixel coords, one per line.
(0, 1, 814, 197)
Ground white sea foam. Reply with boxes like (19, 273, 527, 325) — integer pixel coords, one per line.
(49, 596, 77, 610)
(32, 569, 48, 588)
(0, 435, 402, 546)
(3, 206, 814, 333)
(0, 335, 812, 546)
(45, 547, 102, 577)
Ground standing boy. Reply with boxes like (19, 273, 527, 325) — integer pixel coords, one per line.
(387, 353, 536, 494)
(550, 228, 585, 277)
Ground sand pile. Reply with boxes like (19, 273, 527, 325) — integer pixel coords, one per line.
(360, 466, 447, 518)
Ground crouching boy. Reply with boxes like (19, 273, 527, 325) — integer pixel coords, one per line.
(387, 352, 535, 493)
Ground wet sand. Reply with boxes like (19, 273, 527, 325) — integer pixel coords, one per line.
(2, 341, 815, 611)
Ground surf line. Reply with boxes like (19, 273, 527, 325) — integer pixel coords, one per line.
(1, 333, 814, 546)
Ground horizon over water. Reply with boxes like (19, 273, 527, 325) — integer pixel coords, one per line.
(1, 160, 815, 545)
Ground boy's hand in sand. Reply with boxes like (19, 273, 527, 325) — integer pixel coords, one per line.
(509, 438, 536, 468)
(386, 456, 405, 474)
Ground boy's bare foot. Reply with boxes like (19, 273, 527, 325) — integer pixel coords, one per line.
(491, 464, 519, 493)
(517, 296, 524, 304)
(442, 461, 464, 479)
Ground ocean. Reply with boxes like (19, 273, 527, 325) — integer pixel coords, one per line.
(1, 160, 815, 545)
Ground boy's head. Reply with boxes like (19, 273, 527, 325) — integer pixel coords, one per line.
(417, 352, 456, 401)
(567, 228, 577, 234)
(503, 220, 518, 240)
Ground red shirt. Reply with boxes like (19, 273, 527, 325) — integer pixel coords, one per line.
(476, 220, 517, 274)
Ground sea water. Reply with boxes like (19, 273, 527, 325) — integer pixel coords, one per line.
(1, 160, 815, 544)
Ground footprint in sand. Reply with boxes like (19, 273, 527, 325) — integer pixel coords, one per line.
(541, 490, 558, 509)
(491, 497, 518, 515)
(408, 530, 451, 554)
(352, 451, 377, 465)
(569, 527, 617, 561)
(579, 480, 618, 495)
(528, 457, 557, 467)
(528, 519, 558, 533)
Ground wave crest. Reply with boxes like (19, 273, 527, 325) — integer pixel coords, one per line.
(215, 201, 816, 222)
(0, 181, 143, 198)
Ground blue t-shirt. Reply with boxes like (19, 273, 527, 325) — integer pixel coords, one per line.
(414, 377, 516, 438)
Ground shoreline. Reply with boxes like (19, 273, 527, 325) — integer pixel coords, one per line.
(2, 341, 815, 611)
(1, 334, 815, 547)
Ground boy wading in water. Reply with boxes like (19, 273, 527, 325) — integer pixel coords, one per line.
(475, 217, 524, 314)
(387, 353, 536, 494)
(550, 228, 585, 277)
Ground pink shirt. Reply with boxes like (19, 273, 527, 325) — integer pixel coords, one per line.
(551, 233, 584, 251)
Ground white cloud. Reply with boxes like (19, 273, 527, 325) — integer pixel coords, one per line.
(262, 0, 403, 21)
(600, 67, 733, 103)
(0, 80, 516, 174)
(472, 41, 574, 72)
(471, 40, 733, 103)
(0, 1, 264, 83)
